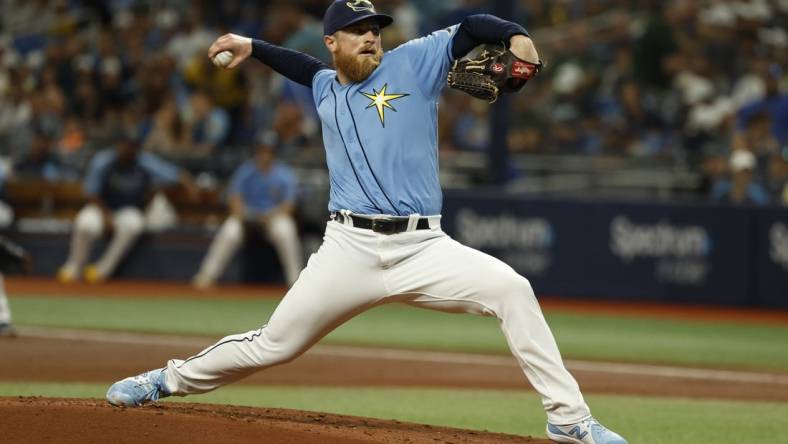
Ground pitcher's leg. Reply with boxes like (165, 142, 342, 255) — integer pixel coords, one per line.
(193, 217, 244, 287)
(164, 225, 387, 395)
(392, 235, 590, 424)
(264, 214, 303, 286)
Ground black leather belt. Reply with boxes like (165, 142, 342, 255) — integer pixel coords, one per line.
(331, 213, 431, 234)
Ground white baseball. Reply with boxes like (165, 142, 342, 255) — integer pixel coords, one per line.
(212, 50, 233, 68)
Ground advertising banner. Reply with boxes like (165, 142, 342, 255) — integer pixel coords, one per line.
(442, 191, 754, 305)
(755, 208, 788, 307)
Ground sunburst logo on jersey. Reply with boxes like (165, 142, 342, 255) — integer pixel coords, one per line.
(360, 84, 409, 127)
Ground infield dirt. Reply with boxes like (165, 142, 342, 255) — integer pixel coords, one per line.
(1, 397, 547, 443)
(3, 332, 788, 443)
(4, 278, 788, 442)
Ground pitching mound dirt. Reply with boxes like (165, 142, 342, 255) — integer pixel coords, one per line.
(1, 397, 549, 443)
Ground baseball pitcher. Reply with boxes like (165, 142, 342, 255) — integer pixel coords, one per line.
(107, 2, 626, 443)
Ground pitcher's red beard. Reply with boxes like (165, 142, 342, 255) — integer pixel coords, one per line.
(335, 48, 383, 82)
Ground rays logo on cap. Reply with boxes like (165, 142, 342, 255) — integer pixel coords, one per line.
(346, 0, 375, 13)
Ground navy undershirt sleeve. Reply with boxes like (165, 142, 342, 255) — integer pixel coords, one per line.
(251, 39, 330, 88)
(451, 14, 530, 59)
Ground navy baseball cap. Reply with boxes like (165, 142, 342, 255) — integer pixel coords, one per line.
(323, 0, 394, 36)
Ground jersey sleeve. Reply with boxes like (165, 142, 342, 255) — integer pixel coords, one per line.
(82, 150, 115, 197)
(251, 39, 330, 88)
(399, 25, 459, 99)
(311, 69, 336, 105)
(138, 152, 182, 185)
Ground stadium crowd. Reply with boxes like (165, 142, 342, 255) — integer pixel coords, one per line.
(0, 0, 786, 207)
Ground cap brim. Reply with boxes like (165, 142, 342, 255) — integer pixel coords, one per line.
(331, 14, 394, 35)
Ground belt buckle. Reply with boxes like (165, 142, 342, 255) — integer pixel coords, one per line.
(371, 218, 397, 235)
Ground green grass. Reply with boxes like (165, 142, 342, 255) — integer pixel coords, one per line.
(9, 295, 788, 370)
(1, 382, 787, 444)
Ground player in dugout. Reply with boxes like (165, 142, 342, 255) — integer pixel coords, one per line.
(192, 136, 303, 289)
(58, 129, 198, 283)
(107, 2, 626, 443)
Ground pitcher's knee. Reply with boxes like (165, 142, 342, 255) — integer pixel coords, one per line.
(247, 342, 302, 368)
(273, 347, 301, 365)
(248, 332, 307, 367)
(495, 274, 537, 306)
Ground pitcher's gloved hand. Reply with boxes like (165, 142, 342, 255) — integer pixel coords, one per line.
(447, 44, 543, 103)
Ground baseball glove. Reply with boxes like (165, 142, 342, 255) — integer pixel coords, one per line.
(447, 44, 543, 103)
(0, 236, 30, 274)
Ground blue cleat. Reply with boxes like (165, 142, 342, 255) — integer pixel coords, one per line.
(546, 418, 627, 444)
(106, 368, 170, 407)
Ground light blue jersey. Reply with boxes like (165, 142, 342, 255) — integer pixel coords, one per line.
(229, 161, 298, 217)
(312, 25, 458, 216)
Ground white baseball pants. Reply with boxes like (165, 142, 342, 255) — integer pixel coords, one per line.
(194, 214, 303, 287)
(60, 204, 146, 280)
(0, 274, 11, 324)
(0, 200, 13, 228)
(164, 218, 591, 424)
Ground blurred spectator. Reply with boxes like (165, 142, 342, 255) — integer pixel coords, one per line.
(452, 96, 490, 152)
(57, 116, 88, 166)
(270, 101, 313, 157)
(745, 111, 788, 205)
(166, 11, 217, 70)
(0, 71, 33, 158)
(183, 52, 246, 114)
(71, 68, 102, 132)
(615, 79, 667, 156)
(438, 0, 488, 30)
(711, 149, 770, 205)
(508, 126, 545, 154)
(142, 97, 189, 157)
(12, 125, 76, 181)
(98, 57, 132, 113)
(57, 131, 198, 283)
(182, 91, 230, 157)
(771, 151, 788, 205)
(744, 112, 781, 190)
(381, 0, 420, 42)
(0, 0, 783, 203)
(279, 3, 331, 62)
(193, 141, 302, 289)
(633, 2, 678, 89)
(736, 64, 788, 149)
(35, 65, 66, 119)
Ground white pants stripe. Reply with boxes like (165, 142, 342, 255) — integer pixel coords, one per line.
(165, 220, 591, 424)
